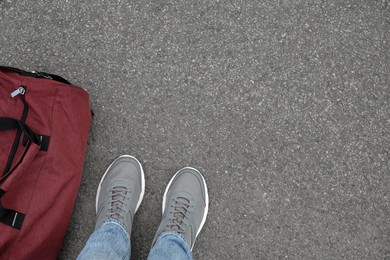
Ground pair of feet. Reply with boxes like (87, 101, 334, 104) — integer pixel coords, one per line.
(95, 155, 209, 250)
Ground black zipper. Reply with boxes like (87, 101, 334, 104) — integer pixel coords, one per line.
(2, 86, 29, 176)
(0, 66, 71, 85)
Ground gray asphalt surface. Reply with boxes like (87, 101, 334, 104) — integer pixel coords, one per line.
(1, 0, 389, 259)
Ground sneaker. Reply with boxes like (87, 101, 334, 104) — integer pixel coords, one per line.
(95, 155, 145, 235)
(151, 167, 209, 250)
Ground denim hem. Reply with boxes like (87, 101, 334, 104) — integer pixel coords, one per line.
(157, 231, 191, 251)
(101, 219, 130, 241)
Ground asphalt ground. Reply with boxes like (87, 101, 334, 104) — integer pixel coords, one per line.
(1, 0, 389, 259)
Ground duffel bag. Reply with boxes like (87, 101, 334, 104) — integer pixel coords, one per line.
(0, 66, 92, 259)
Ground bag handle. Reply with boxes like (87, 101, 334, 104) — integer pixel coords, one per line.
(0, 117, 41, 145)
(0, 117, 43, 229)
(0, 142, 40, 229)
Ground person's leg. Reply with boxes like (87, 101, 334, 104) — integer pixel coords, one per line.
(148, 167, 209, 260)
(78, 155, 145, 260)
(148, 232, 192, 260)
(77, 221, 130, 259)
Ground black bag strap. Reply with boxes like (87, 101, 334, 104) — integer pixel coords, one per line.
(0, 142, 33, 230)
(0, 66, 71, 85)
(0, 118, 43, 230)
(0, 117, 41, 145)
(0, 202, 25, 229)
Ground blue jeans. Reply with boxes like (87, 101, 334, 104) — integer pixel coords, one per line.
(77, 221, 192, 260)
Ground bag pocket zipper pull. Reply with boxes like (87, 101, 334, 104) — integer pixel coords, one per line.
(11, 87, 26, 98)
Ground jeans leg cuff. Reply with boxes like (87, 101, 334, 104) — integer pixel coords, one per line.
(157, 232, 190, 248)
(101, 219, 130, 240)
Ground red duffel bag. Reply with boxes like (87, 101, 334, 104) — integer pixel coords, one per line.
(0, 66, 92, 259)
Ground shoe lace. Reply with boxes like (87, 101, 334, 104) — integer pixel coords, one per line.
(166, 197, 191, 234)
(107, 186, 130, 220)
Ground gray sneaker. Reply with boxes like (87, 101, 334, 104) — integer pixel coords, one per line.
(95, 155, 145, 235)
(151, 167, 209, 250)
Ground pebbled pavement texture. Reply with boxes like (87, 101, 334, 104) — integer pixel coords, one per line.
(1, 0, 389, 259)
